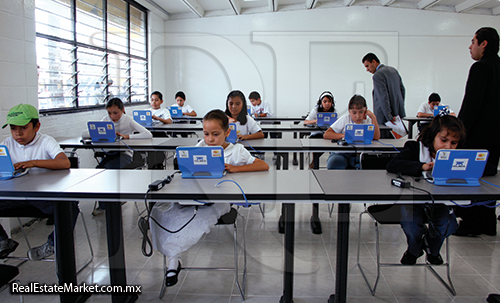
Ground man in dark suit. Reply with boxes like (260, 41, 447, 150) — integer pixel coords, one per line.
(455, 27, 500, 236)
(362, 53, 406, 138)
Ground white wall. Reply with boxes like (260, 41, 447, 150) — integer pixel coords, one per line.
(159, 6, 500, 122)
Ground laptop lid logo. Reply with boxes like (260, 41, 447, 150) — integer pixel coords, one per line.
(452, 159, 468, 171)
(194, 155, 208, 165)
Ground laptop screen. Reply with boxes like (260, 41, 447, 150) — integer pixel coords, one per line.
(133, 110, 152, 126)
(432, 149, 489, 186)
(176, 146, 225, 178)
(317, 113, 337, 127)
(87, 121, 117, 142)
(344, 124, 375, 144)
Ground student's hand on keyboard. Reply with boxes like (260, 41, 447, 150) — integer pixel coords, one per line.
(422, 162, 434, 171)
(14, 160, 36, 169)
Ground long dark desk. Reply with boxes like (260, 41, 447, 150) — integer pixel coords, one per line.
(0, 169, 108, 303)
(313, 170, 500, 303)
(61, 169, 323, 303)
(403, 117, 432, 139)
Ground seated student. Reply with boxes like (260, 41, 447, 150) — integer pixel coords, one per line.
(225, 90, 264, 140)
(249, 91, 273, 117)
(82, 98, 152, 215)
(172, 91, 197, 117)
(304, 91, 336, 126)
(386, 114, 462, 265)
(0, 104, 78, 261)
(150, 109, 269, 287)
(324, 95, 380, 169)
(416, 93, 455, 133)
(150, 91, 172, 125)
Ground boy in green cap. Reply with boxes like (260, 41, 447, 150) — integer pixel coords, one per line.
(0, 104, 75, 260)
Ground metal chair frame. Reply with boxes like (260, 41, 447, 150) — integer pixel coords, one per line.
(356, 204, 456, 296)
(159, 207, 247, 300)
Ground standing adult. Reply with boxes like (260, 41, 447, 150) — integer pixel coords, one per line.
(362, 53, 406, 138)
(455, 27, 500, 236)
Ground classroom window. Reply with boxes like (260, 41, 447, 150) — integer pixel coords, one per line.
(35, 0, 148, 112)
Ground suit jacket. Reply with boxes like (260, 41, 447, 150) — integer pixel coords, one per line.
(458, 52, 500, 176)
(372, 64, 406, 125)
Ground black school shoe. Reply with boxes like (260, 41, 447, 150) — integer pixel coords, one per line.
(426, 253, 444, 265)
(165, 261, 182, 287)
(0, 239, 19, 259)
(400, 249, 424, 265)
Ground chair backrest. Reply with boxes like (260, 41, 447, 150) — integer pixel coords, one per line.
(0, 264, 19, 288)
(367, 204, 402, 224)
(360, 152, 399, 170)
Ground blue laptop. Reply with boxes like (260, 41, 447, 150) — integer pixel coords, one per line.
(344, 124, 375, 144)
(423, 149, 489, 186)
(169, 106, 183, 118)
(0, 145, 30, 180)
(87, 121, 118, 142)
(133, 110, 152, 126)
(317, 113, 337, 128)
(247, 106, 252, 116)
(226, 123, 238, 144)
(176, 146, 226, 178)
(433, 105, 450, 116)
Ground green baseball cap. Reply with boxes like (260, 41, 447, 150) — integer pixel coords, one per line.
(2, 104, 39, 129)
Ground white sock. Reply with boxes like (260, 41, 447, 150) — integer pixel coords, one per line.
(167, 255, 179, 277)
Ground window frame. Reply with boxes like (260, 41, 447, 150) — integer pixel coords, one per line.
(36, 0, 149, 114)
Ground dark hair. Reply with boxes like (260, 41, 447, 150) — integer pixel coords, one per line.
(362, 53, 380, 64)
(418, 115, 466, 156)
(476, 27, 499, 55)
(175, 91, 186, 100)
(316, 91, 335, 113)
(30, 118, 39, 128)
(348, 95, 367, 110)
(225, 90, 248, 125)
(151, 91, 163, 100)
(248, 91, 261, 100)
(106, 98, 124, 110)
(204, 109, 229, 131)
(428, 93, 441, 103)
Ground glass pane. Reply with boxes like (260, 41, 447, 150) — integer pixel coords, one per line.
(107, 0, 127, 54)
(130, 59, 147, 103)
(108, 53, 129, 102)
(37, 37, 76, 110)
(76, 0, 104, 48)
(35, 0, 73, 40)
(77, 47, 107, 107)
(130, 5, 146, 58)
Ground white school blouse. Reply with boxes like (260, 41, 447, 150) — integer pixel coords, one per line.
(250, 101, 273, 117)
(233, 115, 262, 136)
(1, 133, 64, 168)
(329, 114, 373, 134)
(196, 140, 256, 166)
(171, 103, 194, 114)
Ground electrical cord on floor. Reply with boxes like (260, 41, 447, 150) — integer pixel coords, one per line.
(138, 171, 200, 257)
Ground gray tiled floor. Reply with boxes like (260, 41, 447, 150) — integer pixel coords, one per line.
(1, 152, 499, 303)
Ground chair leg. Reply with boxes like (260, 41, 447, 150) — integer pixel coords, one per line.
(159, 255, 168, 299)
(234, 212, 246, 300)
(76, 210, 94, 274)
(426, 237, 456, 296)
(328, 204, 334, 218)
(356, 210, 381, 296)
(258, 203, 265, 218)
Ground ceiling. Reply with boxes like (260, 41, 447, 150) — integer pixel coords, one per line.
(141, 0, 500, 20)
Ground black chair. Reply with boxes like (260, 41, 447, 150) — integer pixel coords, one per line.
(159, 207, 247, 300)
(357, 204, 456, 296)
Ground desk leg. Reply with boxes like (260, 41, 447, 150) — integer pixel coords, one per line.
(310, 203, 322, 234)
(105, 202, 138, 303)
(280, 203, 295, 303)
(282, 153, 289, 170)
(55, 202, 85, 303)
(408, 121, 414, 139)
(328, 203, 350, 303)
